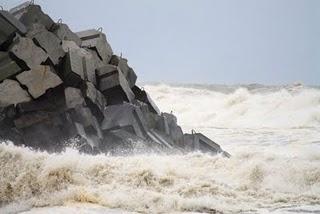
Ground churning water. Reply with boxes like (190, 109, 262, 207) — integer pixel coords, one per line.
(1, 84, 320, 213)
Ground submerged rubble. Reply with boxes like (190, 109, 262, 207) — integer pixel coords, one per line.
(0, 1, 229, 156)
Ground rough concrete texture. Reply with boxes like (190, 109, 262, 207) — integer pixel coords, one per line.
(16, 65, 62, 98)
(0, 79, 31, 107)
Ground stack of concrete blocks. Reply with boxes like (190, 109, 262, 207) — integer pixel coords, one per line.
(0, 2, 228, 155)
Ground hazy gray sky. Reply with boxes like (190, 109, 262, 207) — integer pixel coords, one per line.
(2, 0, 320, 85)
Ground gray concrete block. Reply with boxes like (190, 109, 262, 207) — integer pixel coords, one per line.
(0, 79, 31, 107)
(87, 49, 105, 69)
(183, 132, 229, 156)
(101, 103, 148, 139)
(96, 65, 135, 104)
(27, 24, 64, 65)
(76, 29, 113, 64)
(64, 87, 85, 109)
(0, 9, 27, 46)
(161, 112, 183, 144)
(14, 111, 50, 129)
(85, 81, 106, 122)
(62, 47, 97, 85)
(16, 65, 62, 99)
(110, 55, 137, 88)
(52, 23, 81, 46)
(62, 48, 85, 86)
(9, 35, 48, 69)
(69, 106, 103, 145)
(0, 51, 22, 82)
(132, 86, 160, 114)
(61, 40, 79, 53)
(78, 48, 96, 85)
(10, 4, 55, 30)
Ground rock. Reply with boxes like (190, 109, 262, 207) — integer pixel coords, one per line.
(96, 65, 135, 104)
(0, 9, 27, 46)
(16, 65, 62, 99)
(9, 35, 48, 69)
(76, 29, 113, 64)
(10, 3, 55, 30)
(0, 79, 31, 107)
(109, 55, 137, 88)
(0, 51, 22, 81)
(51, 23, 81, 46)
(27, 24, 64, 65)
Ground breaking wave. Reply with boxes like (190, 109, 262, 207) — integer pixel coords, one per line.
(144, 84, 320, 129)
(0, 143, 320, 213)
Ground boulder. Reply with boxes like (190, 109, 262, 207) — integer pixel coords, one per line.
(0, 79, 31, 107)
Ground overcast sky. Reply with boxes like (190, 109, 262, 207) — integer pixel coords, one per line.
(2, 0, 320, 85)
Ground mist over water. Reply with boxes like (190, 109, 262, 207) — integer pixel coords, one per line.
(1, 84, 320, 213)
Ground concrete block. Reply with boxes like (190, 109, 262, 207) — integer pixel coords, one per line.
(62, 48, 85, 86)
(110, 55, 137, 88)
(0, 9, 27, 46)
(14, 111, 50, 129)
(68, 106, 103, 146)
(16, 65, 62, 99)
(62, 47, 97, 86)
(17, 86, 66, 114)
(96, 65, 135, 104)
(61, 40, 79, 53)
(52, 23, 81, 46)
(85, 81, 106, 122)
(78, 48, 96, 85)
(76, 29, 113, 64)
(64, 87, 85, 109)
(183, 132, 228, 156)
(9, 35, 48, 69)
(0, 51, 22, 81)
(161, 112, 183, 143)
(101, 103, 148, 139)
(87, 49, 105, 69)
(132, 86, 160, 114)
(27, 24, 64, 65)
(10, 4, 55, 30)
(0, 79, 31, 107)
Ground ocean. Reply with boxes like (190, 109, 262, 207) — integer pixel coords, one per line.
(1, 83, 319, 213)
